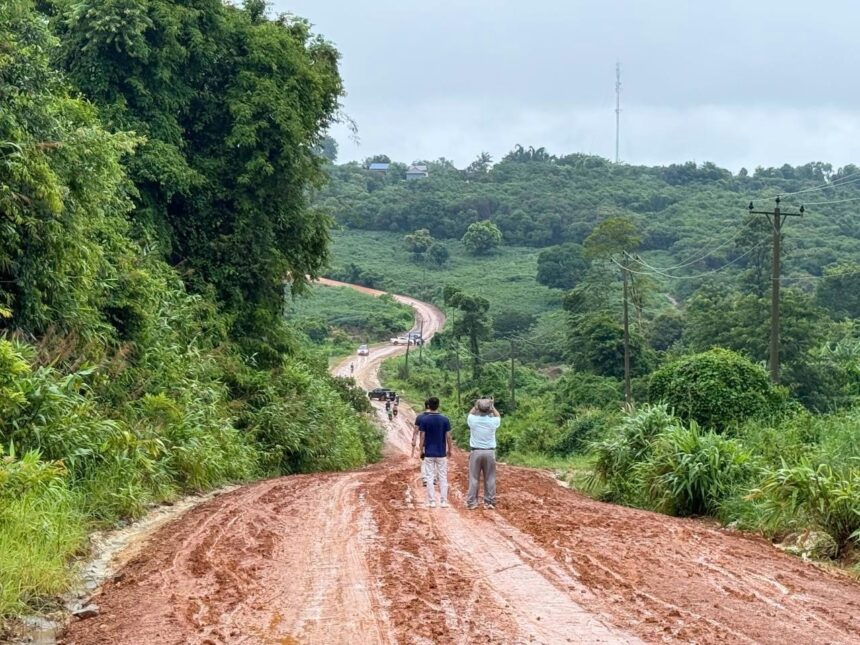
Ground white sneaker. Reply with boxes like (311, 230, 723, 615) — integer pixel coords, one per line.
(427, 501, 436, 508)
(439, 500, 449, 508)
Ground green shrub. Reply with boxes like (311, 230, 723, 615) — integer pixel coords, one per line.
(649, 348, 784, 431)
(551, 408, 620, 456)
(634, 422, 758, 517)
(751, 462, 860, 553)
(590, 404, 682, 505)
(553, 371, 622, 416)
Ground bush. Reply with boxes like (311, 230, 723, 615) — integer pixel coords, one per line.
(634, 422, 758, 517)
(591, 404, 759, 518)
(590, 404, 682, 505)
(551, 408, 620, 456)
(752, 462, 860, 554)
(649, 348, 784, 431)
(553, 371, 622, 416)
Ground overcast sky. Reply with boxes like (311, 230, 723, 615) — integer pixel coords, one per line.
(272, 0, 860, 171)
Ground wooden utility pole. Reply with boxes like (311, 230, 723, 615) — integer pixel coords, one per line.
(509, 339, 516, 411)
(404, 333, 410, 378)
(418, 318, 425, 361)
(455, 343, 462, 408)
(621, 259, 632, 408)
(748, 197, 804, 383)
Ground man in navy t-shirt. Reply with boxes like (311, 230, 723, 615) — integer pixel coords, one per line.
(412, 400, 435, 487)
(417, 397, 452, 508)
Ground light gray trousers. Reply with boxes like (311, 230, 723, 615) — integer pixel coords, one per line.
(467, 449, 496, 506)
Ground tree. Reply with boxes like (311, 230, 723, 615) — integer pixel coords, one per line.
(427, 242, 449, 268)
(316, 135, 338, 163)
(536, 243, 589, 290)
(565, 313, 654, 379)
(583, 217, 641, 260)
(55, 0, 344, 336)
(0, 0, 140, 336)
(365, 154, 391, 166)
(649, 311, 685, 352)
(403, 228, 434, 260)
(465, 151, 492, 178)
(684, 286, 829, 368)
(462, 220, 502, 255)
(815, 263, 860, 320)
(492, 311, 536, 339)
(444, 287, 491, 379)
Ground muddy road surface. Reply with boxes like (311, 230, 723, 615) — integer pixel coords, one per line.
(61, 283, 860, 644)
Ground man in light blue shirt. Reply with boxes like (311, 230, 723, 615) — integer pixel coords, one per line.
(466, 398, 501, 509)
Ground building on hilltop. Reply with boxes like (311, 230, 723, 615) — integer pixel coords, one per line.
(406, 164, 429, 180)
(368, 162, 390, 172)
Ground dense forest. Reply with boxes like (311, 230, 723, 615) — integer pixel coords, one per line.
(319, 152, 860, 566)
(0, 0, 378, 621)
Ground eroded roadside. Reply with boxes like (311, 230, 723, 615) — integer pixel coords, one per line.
(54, 283, 860, 644)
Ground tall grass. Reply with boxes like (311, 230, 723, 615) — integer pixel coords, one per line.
(0, 450, 86, 616)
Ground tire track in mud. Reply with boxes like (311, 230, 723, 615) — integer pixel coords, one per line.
(60, 281, 860, 644)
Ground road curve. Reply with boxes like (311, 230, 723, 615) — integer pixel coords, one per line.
(60, 283, 860, 645)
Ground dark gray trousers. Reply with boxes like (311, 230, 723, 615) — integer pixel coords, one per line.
(467, 449, 496, 506)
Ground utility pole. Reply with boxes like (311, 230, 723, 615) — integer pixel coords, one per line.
(404, 332, 410, 378)
(615, 61, 621, 164)
(455, 343, 462, 408)
(621, 256, 632, 408)
(509, 339, 516, 411)
(748, 197, 804, 383)
(418, 318, 425, 361)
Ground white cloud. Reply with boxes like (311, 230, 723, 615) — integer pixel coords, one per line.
(330, 102, 860, 172)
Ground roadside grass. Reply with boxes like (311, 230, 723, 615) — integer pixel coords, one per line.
(328, 230, 560, 316)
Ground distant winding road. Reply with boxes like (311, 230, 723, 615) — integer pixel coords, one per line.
(61, 281, 860, 645)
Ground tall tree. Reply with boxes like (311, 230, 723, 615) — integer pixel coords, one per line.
(0, 0, 139, 336)
(404, 228, 434, 261)
(53, 0, 344, 335)
(536, 243, 589, 290)
(444, 287, 491, 379)
(462, 220, 502, 255)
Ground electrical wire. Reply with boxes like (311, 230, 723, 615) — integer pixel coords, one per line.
(754, 169, 860, 201)
(799, 195, 860, 206)
(613, 241, 766, 281)
(630, 217, 757, 273)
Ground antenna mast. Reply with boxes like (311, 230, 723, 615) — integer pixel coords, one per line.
(615, 61, 621, 164)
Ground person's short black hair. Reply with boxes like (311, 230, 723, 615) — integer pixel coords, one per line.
(424, 399, 430, 409)
(427, 397, 440, 410)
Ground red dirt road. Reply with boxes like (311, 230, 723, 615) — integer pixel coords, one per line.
(61, 284, 860, 644)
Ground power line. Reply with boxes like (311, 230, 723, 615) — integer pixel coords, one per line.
(754, 169, 860, 201)
(630, 217, 757, 273)
(615, 242, 766, 280)
(800, 195, 860, 206)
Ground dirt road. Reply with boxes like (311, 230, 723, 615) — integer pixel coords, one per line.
(61, 283, 860, 644)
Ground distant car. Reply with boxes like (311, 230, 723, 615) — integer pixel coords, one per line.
(390, 336, 415, 345)
(407, 332, 425, 346)
(368, 388, 396, 401)
(357, 344, 369, 356)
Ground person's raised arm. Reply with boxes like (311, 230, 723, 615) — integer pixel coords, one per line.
(491, 405, 500, 418)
